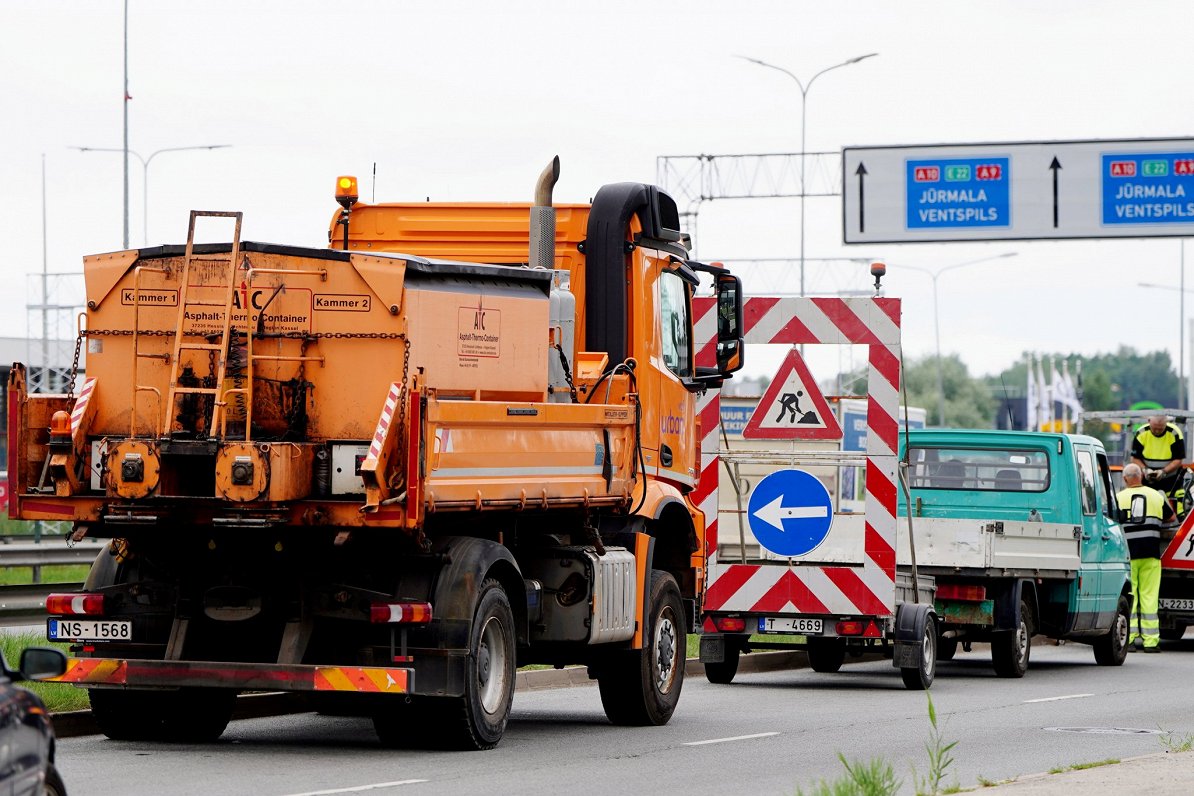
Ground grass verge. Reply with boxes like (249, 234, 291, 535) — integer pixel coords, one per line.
(0, 631, 89, 713)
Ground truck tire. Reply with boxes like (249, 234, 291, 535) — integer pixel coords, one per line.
(901, 617, 937, 690)
(703, 641, 741, 685)
(598, 570, 685, 726)
(806, 637, 846, 673)
(159, 688, 236, 742)
(89, 688, 163, 741)
(1160, 623, 1187, 642)
(936, 632, 958, 661)
(393, 578, 516, 751)
(992, 598, 1032, 678)
(1093, 593, 1131, 666)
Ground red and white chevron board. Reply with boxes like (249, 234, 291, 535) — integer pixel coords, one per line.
(70, 377, 97, 436)
(365, 382, 403, 467)
(694, 296, 901, 617)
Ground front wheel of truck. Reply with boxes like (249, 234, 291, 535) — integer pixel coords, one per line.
(598, 570, 685, 726)
(1093, 594, 1131, 666)
(992, 597, 1033, 678)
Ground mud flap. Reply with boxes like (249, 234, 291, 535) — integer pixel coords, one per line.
(892, 602, 933, 670)
(699, 633, 726, 663)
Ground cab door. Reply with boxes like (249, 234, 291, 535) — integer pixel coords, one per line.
(1094, 449, 1130, 621)
(1072, 445, 1103, 630)
(650, 260, 698, 490)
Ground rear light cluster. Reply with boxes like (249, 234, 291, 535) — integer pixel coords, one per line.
(369, 602, 433, 625)
(834, 620, 882, 637)
(937, 583, 987, 602)
(46, 593, 104, 616)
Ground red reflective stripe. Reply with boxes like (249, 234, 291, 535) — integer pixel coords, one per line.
(704, 564, 758, 611)
(824, 567, 889, 616)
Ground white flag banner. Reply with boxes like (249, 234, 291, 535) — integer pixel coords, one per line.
(1051, 357, 1064, 428)
(1035, 356, 1051, 430)
(1026, 355, 1038, 431)
(1060, 359, 1083, 415)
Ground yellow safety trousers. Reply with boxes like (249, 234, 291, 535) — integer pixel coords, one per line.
(1130, 557, 1162, 648)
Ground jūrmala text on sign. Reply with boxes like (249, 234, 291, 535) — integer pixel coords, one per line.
(1102, 153, 1194, 225)
(906, 157, 1010, 229)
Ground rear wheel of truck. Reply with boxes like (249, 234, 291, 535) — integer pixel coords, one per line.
(598, 570, 685, 726)
(806, 638, 846, 673)
(703, 640, 741, 685)
(89, 688, 164, 741)
(936, 631, 958, 661)
(1093, 594, 1131, 665)
(1160, 623, 1187, 642)
(160, 688, 236, 742)
(992, 598, 1033, 678)
(901, 617, 937, 690)
(385, 578, 516, 751)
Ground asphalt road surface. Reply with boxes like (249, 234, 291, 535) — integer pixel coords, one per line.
(55, 637, 1194, 796)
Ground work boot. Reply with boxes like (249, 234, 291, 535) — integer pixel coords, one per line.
(1143, 645, 1162, 654)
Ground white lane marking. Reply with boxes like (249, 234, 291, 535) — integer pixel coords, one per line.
(684, 731, 780, 746)
(1023, 693, 1093, 704)
(281, 780, 428, 796)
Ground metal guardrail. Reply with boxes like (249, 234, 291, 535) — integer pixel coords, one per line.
(0, 540, 106, 627)
(0, 541, 106, 568)
(0, 582, 84, 627)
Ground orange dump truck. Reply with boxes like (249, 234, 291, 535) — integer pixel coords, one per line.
(8, 159, 744, 749)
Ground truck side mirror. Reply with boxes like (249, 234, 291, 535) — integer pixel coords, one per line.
(715, 272, 744, 375)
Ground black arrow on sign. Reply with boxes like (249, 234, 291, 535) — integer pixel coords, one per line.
(855, 162, 868, 233)
(1049, 156, 1062, 228)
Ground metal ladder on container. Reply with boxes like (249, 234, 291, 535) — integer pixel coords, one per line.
(159, 210, 244, 438)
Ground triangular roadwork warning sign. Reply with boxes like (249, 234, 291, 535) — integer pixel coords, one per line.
(1161, 512, 1194, 571)
(742, 349, 842, 440)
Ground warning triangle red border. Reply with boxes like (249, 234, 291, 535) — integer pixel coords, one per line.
(1161, 511, 1194, 570)
(742, 349, 842, 440)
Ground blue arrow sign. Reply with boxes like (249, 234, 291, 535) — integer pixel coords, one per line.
(747, 469, 834, 557)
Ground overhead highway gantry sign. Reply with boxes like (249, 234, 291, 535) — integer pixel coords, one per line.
(843, 138, 1194, 244)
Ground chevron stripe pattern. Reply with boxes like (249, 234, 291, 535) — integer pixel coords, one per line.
(694, 296, 901, 617)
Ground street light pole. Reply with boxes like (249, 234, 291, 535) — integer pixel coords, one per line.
(122, 0, 129, 249)
(898, 252, 1018, 426)
(736, 53, 877, 296)
(73, 145, 231, 245)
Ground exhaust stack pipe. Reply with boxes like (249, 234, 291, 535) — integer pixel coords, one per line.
(529, 156, 560, 271)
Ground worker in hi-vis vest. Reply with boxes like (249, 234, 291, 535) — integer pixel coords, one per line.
(1131, 414, 1186, 509)
(1117, 462, 1175, 652)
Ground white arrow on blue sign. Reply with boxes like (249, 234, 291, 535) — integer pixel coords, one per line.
(747, 469, 834, 557)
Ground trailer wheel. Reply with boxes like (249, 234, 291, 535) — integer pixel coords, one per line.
(411, 577, 516, 751)
(598, 570, 685, 726)
(703, 640, 741, 685)
(160, 688, 236, 742)
(992, 597, 1032, 678)
(806, 637, 846, 673)
(901, 617, 937, 690)
(1093, 594, 1131, 666)
(89, 688, 164, 741)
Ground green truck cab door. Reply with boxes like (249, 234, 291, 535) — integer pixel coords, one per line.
(1073, 444, 1130, 629)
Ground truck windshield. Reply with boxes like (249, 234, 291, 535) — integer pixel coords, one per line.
(907, 447, 1050, 492)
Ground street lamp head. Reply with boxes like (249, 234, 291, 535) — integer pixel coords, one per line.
(847, 53, 879, 64)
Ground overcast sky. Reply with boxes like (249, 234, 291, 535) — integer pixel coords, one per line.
(3, 1, 1193, 393)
